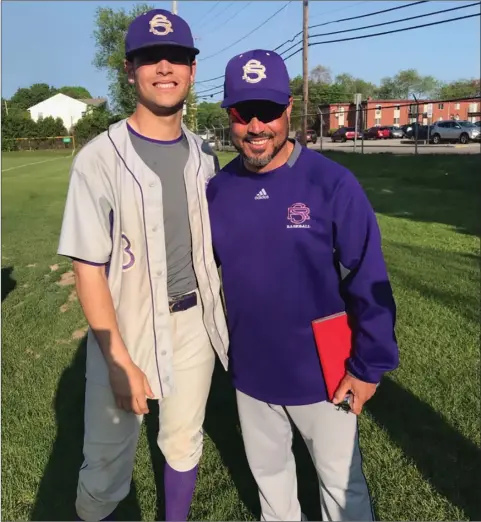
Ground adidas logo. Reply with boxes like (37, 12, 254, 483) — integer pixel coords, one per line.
(255, 188, 269, 200)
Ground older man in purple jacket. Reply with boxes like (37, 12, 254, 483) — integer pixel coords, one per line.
(206, 49, 399, 521)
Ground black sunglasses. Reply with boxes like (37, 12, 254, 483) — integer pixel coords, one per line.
(229, 101, 288, 124)
(131, 46, 194, 67)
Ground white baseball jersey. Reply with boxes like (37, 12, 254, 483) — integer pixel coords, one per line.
(57, 119, 229, 399)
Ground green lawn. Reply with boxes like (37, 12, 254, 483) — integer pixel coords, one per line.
(2, 149, 480, 521)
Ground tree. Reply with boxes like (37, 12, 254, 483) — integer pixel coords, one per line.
(377, 69, 439, 99)
(184, 87, 198, 131)
(73, 105, 121, 145)
(438, 79, 480, 100)
(57, 86, 93, 99)
(196, 101, 229, 130)
(1, 111, 37, 150)
(309, 65, 332, 84)
(36, 116, 67, 138)
(9, 83, 57, 110)
(93, 3, 154, 115)
(333, 73, 378, 101)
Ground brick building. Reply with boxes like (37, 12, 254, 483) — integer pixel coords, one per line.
(318, 97, 481, 134)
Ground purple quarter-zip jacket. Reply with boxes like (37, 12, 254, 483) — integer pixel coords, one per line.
(207, 140, 399, 405)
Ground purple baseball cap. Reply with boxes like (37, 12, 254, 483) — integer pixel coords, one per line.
(221, 49, 291, 108)
(125, 9, 199, 59)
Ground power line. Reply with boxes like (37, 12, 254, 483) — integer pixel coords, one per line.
(198, 1, 293, 61)
(200, 2, 235, 30)
(193, 2, 222, 27)
(283, 12, 481, 61)
(196, 9, 480, 98)
(199, 2, 254, 38)
(309, 1, 372, 22)
(195, 74, 224, 85)
(196, 0, 428, 88)
(196, 4, 478, 95)
(274, 0, 428, 52)
(280, 2, 480, 58)
(198, 88, 224, 99)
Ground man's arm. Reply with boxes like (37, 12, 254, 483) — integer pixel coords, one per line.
(58, 156, 153, 414)
(72, 261, 129, 366)
(331, 171, 399, 413)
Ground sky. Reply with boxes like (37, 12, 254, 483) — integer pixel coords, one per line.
(1, 0, 480, 105)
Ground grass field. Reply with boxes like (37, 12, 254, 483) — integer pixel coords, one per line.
(2, 148, 480, 521)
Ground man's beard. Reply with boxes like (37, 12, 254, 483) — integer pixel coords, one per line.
(233, 133, 288, 168)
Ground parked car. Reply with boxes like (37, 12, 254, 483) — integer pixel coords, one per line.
(295, 129, 317, 144)
(405, 123, 428, 140)
(400, 124, 412, 137)
(364, 126, 390, 140)
(385, 126, 404, 139)
(330, 127, 362, 142)
(429, 120, 480, 144)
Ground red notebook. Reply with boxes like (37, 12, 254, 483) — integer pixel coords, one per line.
(311, 311, 353, 401)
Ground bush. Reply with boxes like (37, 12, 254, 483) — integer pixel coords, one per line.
(72, 106, 122, 147)
(1, 111, 68, 151)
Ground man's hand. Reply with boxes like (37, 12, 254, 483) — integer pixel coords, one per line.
(333, 373, 378, 415)
(108, 358, 154, 415)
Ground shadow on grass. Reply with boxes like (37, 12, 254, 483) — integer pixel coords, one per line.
(383, 242, 480, 326)
(30, 337, 142, 521)
(204, 360, 323, 521)
(206, 358, 480, 521)
(1, 266, 16, 302)
(366, 377, 481, 520)
(320, 152, 480, 237)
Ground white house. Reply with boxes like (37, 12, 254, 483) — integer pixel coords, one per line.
(28, 93, 107, 131)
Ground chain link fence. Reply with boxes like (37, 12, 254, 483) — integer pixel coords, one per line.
(194, 125, 236, 152)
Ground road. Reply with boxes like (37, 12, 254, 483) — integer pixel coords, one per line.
(307, 138, 481, 155)
(308, 138, 481, 154)
(216, 138, 480, 155)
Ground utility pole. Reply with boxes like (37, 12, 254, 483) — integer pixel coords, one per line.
(412, 93, 419, 155)
(172, 0, 178, 14)
(301, 0, 309, 146)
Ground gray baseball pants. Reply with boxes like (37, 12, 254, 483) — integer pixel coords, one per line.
(236, 390, 374, 521)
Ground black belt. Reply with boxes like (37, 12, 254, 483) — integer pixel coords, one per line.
(169, 291, 197, 313)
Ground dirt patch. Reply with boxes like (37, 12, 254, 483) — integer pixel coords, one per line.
(72, 326, 89, 340)
(60, 288, 78, 313)
(22, 283, 29, 288)
(27, 263, 37, 268)
(50, 264, 59, 272)
(55, 338, 70, 345)
(57, 271, 75, 286)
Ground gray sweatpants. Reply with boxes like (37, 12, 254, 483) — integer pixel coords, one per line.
(236, 390, 374, 521)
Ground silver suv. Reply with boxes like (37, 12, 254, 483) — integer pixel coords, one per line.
(430, 120, 480, 144)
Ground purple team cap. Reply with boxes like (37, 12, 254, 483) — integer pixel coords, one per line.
(221, 49, 291, 108)
(125, 9, 199, 59)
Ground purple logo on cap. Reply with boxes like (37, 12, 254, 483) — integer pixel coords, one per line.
(149, 13, 173, 37)
(242, 59, 267, 84)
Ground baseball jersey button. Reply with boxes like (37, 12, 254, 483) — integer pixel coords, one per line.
(161, 350, 167, 356)
(149, 182, 155, 187)
(152, 226, 158, 232)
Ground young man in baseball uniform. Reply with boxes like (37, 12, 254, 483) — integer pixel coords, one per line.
(207, 49, 400, 521)
(57, 9, 228, 521)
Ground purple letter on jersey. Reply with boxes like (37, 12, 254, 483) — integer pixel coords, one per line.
(121, 234, 135, 270)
